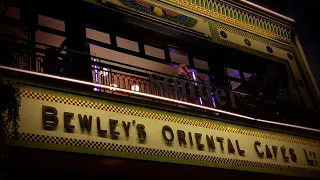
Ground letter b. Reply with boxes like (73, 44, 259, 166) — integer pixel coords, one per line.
(42, 105, 58, 130)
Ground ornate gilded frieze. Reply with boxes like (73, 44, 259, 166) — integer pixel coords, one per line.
(159, 0, 293, 44)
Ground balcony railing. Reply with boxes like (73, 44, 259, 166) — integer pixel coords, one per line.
(1, 34, 319, 130)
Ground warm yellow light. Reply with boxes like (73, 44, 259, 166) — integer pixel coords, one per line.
(110, 84, 118, 91)
(131, 84, 140, 92)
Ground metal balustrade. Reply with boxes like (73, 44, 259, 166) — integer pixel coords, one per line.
(91, 65, 206, 106)
(1, 34, 319, 129)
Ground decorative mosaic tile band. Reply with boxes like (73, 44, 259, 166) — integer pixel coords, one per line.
(20, 90, 320, 148)
(6, 132, 320, 176)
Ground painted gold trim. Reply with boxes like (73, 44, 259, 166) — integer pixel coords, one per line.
(159, 0, 292, 44)
(213, 23, 292, 51)
(5, 132, 320, 177)
(20, 89, 320, 148)
(212, 23, 292, 63)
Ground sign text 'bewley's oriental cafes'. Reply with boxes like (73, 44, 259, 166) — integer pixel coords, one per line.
(12, 87, 320, 178)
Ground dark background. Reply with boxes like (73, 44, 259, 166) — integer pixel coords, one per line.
(248, 0, 320, 89)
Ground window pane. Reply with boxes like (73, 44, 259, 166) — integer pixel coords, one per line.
(116, 37, 139, 52)
(169, 48, 189, 65)
(35, 30, 65, 48)
(195, 72, 210, 83)
(244, 72, 253, 81)
(230, 81, 242, 90)
(86, 28, 110, 44)
(226, 67, 241, 79)
(38, 15, 65, 32)
(194, 58, 209, 70)
(144, 45, 165, 59)
(89, 44, 178, 75)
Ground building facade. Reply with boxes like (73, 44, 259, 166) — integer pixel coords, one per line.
(1, 0, 320, 179)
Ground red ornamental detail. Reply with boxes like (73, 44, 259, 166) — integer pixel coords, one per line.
(164, 9, 179, 17)
(136, 0, 151, 7)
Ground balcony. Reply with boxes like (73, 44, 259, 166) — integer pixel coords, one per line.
(0, 33, 319, 133)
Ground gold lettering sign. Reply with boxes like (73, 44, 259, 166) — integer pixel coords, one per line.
(10, 89, 320, 178)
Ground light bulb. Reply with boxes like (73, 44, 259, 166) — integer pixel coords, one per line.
(110, 84, 117, 91)
(131, 84, 140, 92)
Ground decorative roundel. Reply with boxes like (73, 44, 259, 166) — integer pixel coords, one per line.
(220, 31, 228, 38)
(298, 80, 305, 88)
(287, 53, 294, 60)
(266, 46, 273, 53)
(244, 39, 251, 46)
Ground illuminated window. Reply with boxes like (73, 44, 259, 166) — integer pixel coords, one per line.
(194, 58, 209, 71)
(244, 72, 253, 81)
(169, 48, 189, 65)
(86, 27, 111, 44)
(144, 45, 165, 59)
(116, 37, 139, 52)
(38, 15, 65, 32)
(230, 81, 242, 90)
(35, 30, 65, 48)
(89, 44, 178, 76)
(226, 67, 241, 79)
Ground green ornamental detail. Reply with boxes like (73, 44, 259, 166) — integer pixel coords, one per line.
(168, 0, 291, 42)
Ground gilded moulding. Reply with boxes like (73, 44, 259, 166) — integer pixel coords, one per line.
(159, 0, 293, 45)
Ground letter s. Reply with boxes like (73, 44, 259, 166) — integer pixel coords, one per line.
(137, 124, 146, 141)
(289, 148, 297, 162)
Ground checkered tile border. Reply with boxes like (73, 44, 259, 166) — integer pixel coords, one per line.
(21, 90, 320, 148)
(6, 132, 320, 176)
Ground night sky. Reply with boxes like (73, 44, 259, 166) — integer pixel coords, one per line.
(248, 0, 320, 88)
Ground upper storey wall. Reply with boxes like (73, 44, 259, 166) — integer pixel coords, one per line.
(88, 0, 296, 63)
(85, 0, 318, 109)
